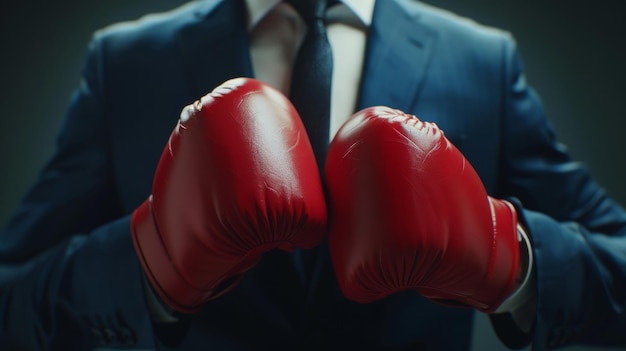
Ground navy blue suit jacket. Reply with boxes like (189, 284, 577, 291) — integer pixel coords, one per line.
(2, 0, 626, 350)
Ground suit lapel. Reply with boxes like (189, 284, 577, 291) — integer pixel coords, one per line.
(175, 0, 254, 97)
(357, 0, 438, 112)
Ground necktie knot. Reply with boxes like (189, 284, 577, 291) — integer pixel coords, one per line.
(287, 0, 330, 23)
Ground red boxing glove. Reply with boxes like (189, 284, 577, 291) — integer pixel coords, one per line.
(131, 78, 327, 313)
(325, 106, 520, 313)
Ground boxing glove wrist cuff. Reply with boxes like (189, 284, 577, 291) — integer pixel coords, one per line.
(131, 197, 241, 313)
(494, 224, 535, 314)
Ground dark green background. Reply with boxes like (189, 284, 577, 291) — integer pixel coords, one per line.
(1, 1, 625, 350)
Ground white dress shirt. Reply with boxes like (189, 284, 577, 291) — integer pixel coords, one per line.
(246, 0, 375, 139)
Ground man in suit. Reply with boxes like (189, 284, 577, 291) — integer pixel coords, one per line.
(1, 0, 625, 350)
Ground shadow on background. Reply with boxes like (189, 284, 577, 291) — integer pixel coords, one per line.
(1, 1, 625, 350)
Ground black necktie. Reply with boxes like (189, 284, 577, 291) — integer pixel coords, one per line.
(287, 0, 333, 171)
(287, 0, 334, 286)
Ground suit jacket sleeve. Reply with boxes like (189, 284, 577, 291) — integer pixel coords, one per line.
(491, 34, 626, 350)
(0, 34, 156, 350)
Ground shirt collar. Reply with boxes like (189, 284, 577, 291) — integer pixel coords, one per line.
(342, 0, 375, 26)
(245, 0, 376, 30)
